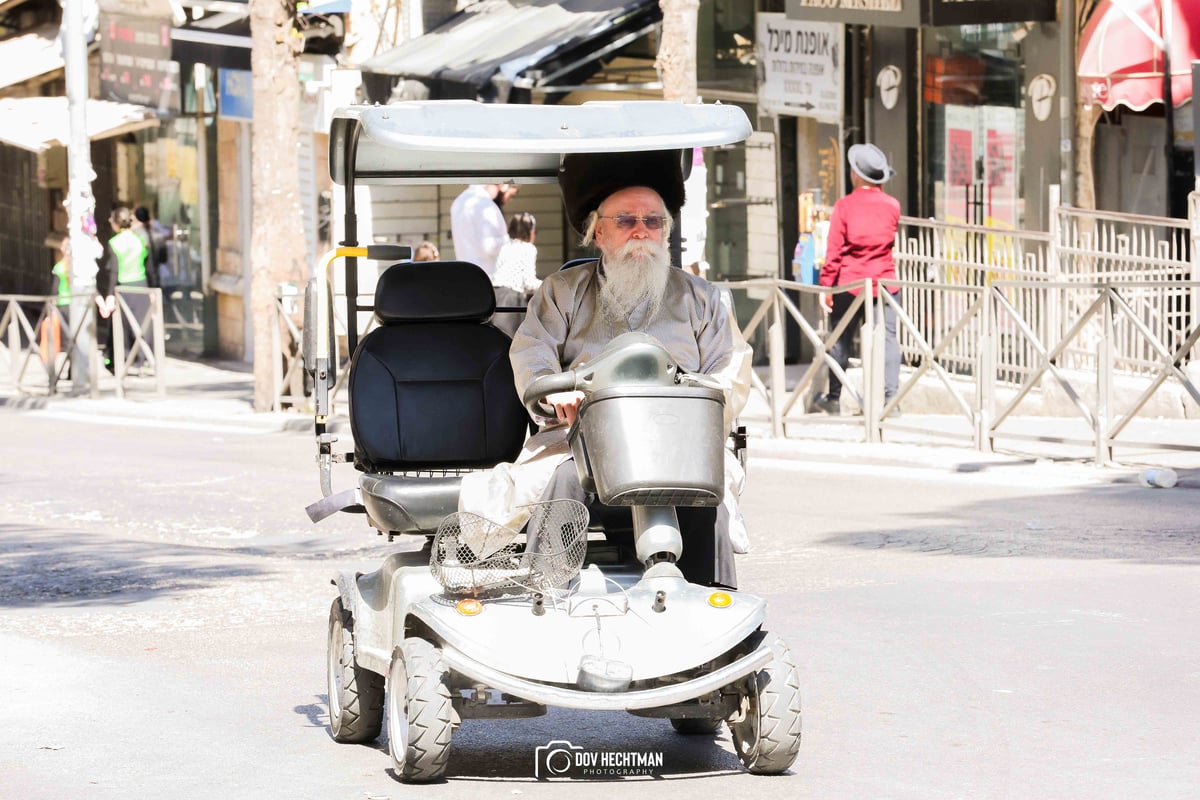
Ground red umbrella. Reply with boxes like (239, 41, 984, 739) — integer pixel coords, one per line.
(1077, 0, 1200, 111)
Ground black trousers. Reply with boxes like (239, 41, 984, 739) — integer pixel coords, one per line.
(827, 289, 901, 401)
(542, 459, 736, 588)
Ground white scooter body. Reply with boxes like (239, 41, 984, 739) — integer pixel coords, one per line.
(336, 556, 767, 688)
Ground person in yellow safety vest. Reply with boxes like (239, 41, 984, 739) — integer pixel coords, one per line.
(51, 239, 71, 313)
(97, 206, 150, 373)
(40, 239, 71, 367)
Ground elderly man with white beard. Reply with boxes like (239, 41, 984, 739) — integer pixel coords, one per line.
(459, 157, 751, 589)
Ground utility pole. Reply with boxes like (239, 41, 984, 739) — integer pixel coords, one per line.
(62, 0, 102, 394)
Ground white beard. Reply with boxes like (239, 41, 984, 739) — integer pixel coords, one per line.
(598, 238, 671, 326)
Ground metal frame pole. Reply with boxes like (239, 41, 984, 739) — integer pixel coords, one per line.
(1096, 287, 1113, 465)
(768, 288, 786, 438)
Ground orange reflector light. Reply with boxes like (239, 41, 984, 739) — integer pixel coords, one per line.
(456, 598, 483, 616)
(708, 591, 732, 608)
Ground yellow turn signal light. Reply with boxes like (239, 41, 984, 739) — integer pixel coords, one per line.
(708, 591, 733, 608)
(456, 598, 484, 616)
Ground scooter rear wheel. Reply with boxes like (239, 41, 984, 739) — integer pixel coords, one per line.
(729, 634, 802, 774)
(327, 598, 385, 743)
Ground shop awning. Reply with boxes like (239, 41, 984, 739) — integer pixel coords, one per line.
(0, 24, 66, 92)
(358, 0, 661, 103)
(170, 9, 252, 72)
(1078, 0, 1200, 111)
(0, 97, 159, 153)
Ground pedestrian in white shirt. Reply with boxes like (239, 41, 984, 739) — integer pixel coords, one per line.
(449, 182, 518, 276)
(490, 212, 539, 337)
(493, 212, 540, 295)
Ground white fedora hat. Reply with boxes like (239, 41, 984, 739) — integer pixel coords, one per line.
(847, 143, 895, 184)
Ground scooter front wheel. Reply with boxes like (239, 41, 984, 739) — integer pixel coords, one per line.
(729, 634, 802, 774)
(388, 637, 454, 782)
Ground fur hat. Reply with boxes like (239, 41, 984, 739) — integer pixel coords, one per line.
(847, 143, 895, 184)
(558, 149, 687, 234)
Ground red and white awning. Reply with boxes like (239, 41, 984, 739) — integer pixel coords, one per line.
(1078, 0, 1199, 111)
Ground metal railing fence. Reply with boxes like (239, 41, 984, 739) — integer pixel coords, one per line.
(0, 286, 165, 397)
(895, 191, 1200, 384)
(719, 275, 1198, 465)
(273, 271, 1197, 465)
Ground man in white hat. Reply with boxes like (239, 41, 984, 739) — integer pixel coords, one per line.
(813, 143, 902, 416)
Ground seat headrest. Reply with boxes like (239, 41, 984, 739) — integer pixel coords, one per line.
(374, 261, 496, 323)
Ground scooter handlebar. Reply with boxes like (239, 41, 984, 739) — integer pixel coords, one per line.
(522, 371, 579, 419)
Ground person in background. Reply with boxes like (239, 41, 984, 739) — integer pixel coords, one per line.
(50, 239, 71, 323)
(489, 212, 539, 337)
(97, 206, 150, 373)
(449, 182, 518, 276)
(813, 143, 902, 417)
(132, 206, 167, 288)
(492, 212, 540, 296)
(412, 240, 440, 262)
(40, 239, 71, 370)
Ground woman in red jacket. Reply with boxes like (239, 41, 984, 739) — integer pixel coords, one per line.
(814, 143, 901, 417)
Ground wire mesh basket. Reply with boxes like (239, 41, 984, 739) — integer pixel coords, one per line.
(430, 499, 590, 596)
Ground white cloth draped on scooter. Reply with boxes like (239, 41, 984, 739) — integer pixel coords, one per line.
(459, 261, 753, 551)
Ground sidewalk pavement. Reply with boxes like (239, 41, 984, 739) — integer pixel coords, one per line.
(2, 355, 1197, 485)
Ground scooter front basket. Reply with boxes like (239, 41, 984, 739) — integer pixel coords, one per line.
(429, 499, 589, 595)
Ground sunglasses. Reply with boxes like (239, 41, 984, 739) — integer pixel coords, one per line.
(598, 214, 667, 231)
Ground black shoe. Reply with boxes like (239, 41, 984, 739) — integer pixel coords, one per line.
(812, 393, 840, 415)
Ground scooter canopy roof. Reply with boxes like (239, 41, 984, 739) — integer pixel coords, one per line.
(328, 100, 752, 186)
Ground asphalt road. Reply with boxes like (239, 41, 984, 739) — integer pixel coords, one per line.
(1, 411, 1197, 799)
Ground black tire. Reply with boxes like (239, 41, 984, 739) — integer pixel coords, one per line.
(729, 634, 802, 774)
(670, 717, 723, 735)
(327, 597, 384, 743)
(388, 637, 454, 782)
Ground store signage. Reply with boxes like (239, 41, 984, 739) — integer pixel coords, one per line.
(757, 13, 843, 122)
(925, 0, 1056, 26)
(98, 0, 177, 16)
(219, 69, 254, 121)
(785, 0, 1055, 27)
(99, 12, 180, 112)
(784, 0, 919, 27)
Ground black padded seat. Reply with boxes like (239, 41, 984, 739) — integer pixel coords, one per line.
(348, 260, 530, 534)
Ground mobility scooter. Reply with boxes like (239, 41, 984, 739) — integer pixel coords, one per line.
(304, 100, 802, 781)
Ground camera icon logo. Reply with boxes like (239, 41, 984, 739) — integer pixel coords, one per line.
(534, 739, 583, 778)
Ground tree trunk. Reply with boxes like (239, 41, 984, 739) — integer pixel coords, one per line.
(1075, 102, 1102, 212)
(656, 0, 700, 103)
(1073, 0, 1103, 211)
(249, 0, 306, 411)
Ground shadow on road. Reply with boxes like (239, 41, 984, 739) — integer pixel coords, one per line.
(820, 479, 1200, 564)
(379, 707, 746, 782)
(0, 523, 272, 607)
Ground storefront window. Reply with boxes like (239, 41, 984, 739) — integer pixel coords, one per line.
(698, 0, 757, 99)
(923, 23, 1026, 230)
(131, 119, 208, 356)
